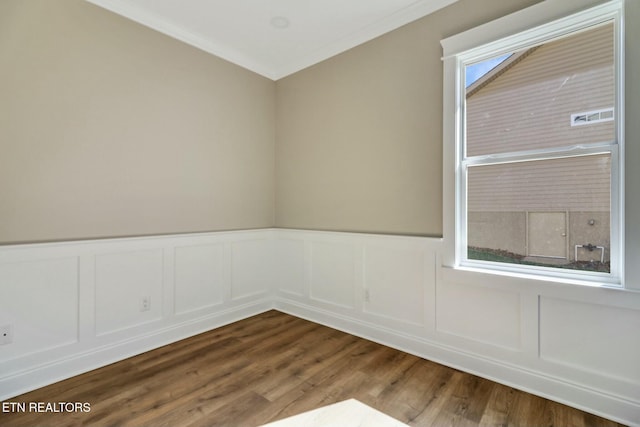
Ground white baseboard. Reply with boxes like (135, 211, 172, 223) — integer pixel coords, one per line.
(0, 299, 272, 401)
(274, 299, 640, 427)
(0, 229, 276, 401)
(1, 228, 638, 427)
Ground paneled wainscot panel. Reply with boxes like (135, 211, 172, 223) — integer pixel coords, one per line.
(436, 279, 521, 351)
(310, 241, 355, 308)
(363, 245, 427, 326)
(231, 239, 272, 300)
(274, 238, 305, 297)
(0, 230, 274, 404)
(540, 297, 640, 383)
(174, 244, 224, 315)
(0, 257, 79, 362)
(95, 250, 163, 336)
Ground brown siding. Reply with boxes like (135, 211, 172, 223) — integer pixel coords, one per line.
(468, 154, 610, 212)
(467, 23, 615, 157)
(466, 23, 614, 215)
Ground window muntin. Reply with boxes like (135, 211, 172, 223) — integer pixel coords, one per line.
(458, 16, 621, 281)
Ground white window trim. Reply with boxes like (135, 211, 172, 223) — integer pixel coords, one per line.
(440, 0, 625, 287)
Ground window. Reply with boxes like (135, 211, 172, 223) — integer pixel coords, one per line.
(441, 0, 624, 285)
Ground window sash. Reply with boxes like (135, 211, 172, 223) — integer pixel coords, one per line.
(459, 148, 618, 282)
(445, 1, 624, 285)
(462, 141, 616, 168)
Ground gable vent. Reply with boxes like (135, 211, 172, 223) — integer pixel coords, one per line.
(571, 108, 614, 126)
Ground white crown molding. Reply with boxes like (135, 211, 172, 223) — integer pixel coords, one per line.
(271, 0, 459, 79)
(86, 0, 458, 81)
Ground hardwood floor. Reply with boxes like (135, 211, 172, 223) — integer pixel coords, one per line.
(0, 311, 625, 427)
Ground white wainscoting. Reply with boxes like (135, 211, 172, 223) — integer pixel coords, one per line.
(1, 228, 639, 426)
(0, 257, 80, 362)
(0, 229, 275, 401)
(95, 249, 164, 336)
(272, 229, 640, 427)
(174, 243, 225, 315)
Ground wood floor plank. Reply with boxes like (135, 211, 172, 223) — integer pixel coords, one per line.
(249, 331, 362, 402)
(244, 338, 385, 425)
(374, 357, 457, 424)
(477, 383, 519, 427)
(0, 311, 626, 427)
(404, 370, 465, 426)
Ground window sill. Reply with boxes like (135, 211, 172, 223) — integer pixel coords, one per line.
(442, 262, 624, 292)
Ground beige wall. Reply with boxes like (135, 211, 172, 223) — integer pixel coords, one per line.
(0, 0, 276, 244)
(2, 0, 638, 245)
(275, 0, 543, 236)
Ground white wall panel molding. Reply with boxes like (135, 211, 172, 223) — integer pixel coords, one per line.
(0, 229, 275, 402)
(174, 243, 225, 315)
(435, 278, 522, 352)
(538, 296, 640, 398)
(230, 238, 274, 301)
(273, 229, 639, 426)
(274, 230, 441, 337)
(309, 240, 358, 309)
(0, 257, 80, 362)
(273, 238, 306, 298)
(363, 244, 428, 327)
(1, 228, 639, 425)
(95, 249, 164, 336)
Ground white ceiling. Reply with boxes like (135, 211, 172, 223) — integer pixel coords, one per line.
(87, 0, 458, 80)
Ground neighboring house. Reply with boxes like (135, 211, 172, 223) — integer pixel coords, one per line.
(466, 23, 614, 263)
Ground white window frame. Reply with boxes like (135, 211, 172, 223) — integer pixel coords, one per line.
(441, 0, 624, 287)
